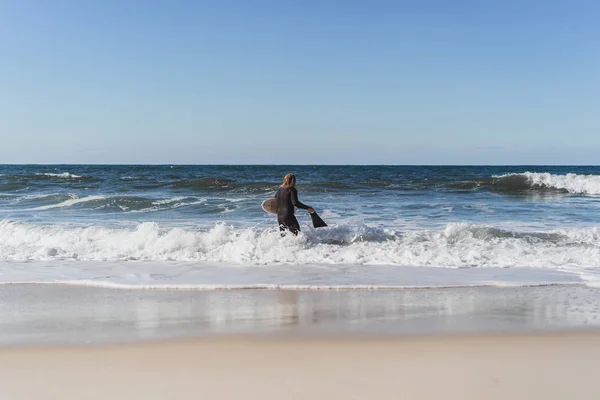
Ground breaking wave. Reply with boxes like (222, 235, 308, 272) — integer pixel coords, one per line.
(450, 172, 600, 195)
(0, 220, 599, 268)
(516, 172, 600, 195)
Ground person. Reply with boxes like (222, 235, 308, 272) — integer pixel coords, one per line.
(275, 173, 314, 235)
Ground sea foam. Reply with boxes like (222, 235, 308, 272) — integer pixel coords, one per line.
(35, 172, 83, 179)
(0, 219, 599, 268)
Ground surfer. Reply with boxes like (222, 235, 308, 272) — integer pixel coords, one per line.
(275, 173, 314, 235)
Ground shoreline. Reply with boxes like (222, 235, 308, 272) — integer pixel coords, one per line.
(0, 261, 587, 290)
(0, 281, 587, 290)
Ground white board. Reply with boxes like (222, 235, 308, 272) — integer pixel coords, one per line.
(261, 198, 277, 214)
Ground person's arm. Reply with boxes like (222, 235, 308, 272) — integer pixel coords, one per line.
(290, 188, 310, 210)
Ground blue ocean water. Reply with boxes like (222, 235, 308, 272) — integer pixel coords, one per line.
(1, 165, 600, 288)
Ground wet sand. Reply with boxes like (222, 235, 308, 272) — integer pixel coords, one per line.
(1, 284, 599, 346)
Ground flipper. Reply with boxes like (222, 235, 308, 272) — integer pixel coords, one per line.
(310, 211, 327, 228)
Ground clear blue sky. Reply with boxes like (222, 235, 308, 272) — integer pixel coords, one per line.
(1, 0, 598, 164)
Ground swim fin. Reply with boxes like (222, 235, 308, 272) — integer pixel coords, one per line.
(310, 211, 328, 228)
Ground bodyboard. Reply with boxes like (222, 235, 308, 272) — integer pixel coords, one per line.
(261, 198, 278, 214)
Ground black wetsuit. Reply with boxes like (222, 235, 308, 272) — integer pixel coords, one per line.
(275, 187, 309, 235)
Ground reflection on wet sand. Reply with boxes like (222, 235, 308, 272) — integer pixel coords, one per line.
(0, 285, 599, 346)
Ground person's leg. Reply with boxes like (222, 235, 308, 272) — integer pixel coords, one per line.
(278, 219, 289, 237)
(278, 217, 300, 236)
(289, 217, 301, 236)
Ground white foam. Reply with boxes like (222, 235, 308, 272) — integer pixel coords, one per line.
(141, 197, 206, 212)
(321, 209, 341, 218)
(152, 197, 187, 205)
(84, 197, 208, 215)
(27, 195, 106, 211)
(0, 261, 584, 289)
(0, 220, 599, 269)
(35, 172, 82, 179)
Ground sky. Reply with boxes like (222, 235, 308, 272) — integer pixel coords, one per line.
(0, 0, 599, 165)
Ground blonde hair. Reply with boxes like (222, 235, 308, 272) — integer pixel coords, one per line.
(281, 173, 296, 189)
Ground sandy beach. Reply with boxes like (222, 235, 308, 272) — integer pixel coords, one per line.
(0, 332, 598, 399)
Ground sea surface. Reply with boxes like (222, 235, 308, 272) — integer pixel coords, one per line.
(1, 165, 600, 289)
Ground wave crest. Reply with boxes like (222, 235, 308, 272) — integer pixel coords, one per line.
(519, 172, 600, 195)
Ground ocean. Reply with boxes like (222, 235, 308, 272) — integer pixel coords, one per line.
(1, 165, 600, 289)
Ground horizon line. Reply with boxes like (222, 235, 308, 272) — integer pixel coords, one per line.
(0, 163, 599, 167)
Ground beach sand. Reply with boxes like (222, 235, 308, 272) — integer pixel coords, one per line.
(1, 333, 599, 399)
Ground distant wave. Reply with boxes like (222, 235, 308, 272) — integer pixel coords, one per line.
(4, 195, 214, 213)
(0, 172, 97, 182)
(449, 172, 600, 195)
(171, 177, 237, 190)
(35, 172, 83, 179)
(0, 174, 429, 194)
(164, 179, 432, 193)
(0, 220, 599, 268)
(2, 170, 600, 197)
(28, 195, 107, 211)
